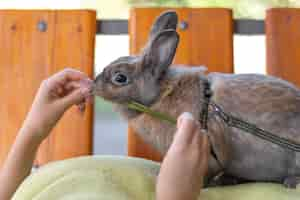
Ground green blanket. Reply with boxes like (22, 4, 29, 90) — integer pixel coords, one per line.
(12, 156, 300, 200)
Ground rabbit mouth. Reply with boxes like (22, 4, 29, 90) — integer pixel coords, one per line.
(93, 89, 114, 102)
(93, 87, 131, 104)
(92, 86, 112, 101)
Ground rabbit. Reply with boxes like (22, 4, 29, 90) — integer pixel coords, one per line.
(94, 11, 300, 188)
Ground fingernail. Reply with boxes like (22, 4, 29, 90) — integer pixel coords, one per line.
(77, 105, 85, 116)
(200, 128, 208, 135)
(178, 112, 194, 128)
(80, 87, 90, 96)
(80, 79, 94, 88)
(181, 112, 194, 121)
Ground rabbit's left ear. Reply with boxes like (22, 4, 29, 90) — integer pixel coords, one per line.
(149, 11, 178, 38)
(141, 29, 179, 79)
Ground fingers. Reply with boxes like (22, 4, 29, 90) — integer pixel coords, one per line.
(54, 68, 89, 82)
(58, 87, 91, 109)
(51, 69, 93, 110)
(173, 112, 199, 147)
(45, 68, 89, 90)
(64, 79, 93, 92)
(65, 81, 79, 90)
(157, 112, 209, 200)
(64, 79, 93, 113)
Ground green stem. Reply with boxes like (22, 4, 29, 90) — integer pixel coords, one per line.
(127, 101, 177, 125)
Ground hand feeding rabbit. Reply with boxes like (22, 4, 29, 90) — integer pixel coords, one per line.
(94, 11, 300, 187)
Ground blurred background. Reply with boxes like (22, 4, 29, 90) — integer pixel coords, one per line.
(0, 0, 299, 155)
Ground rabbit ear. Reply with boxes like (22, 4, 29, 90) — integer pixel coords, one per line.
(142, 29, 179, 79)
(149, 11, 178, 38)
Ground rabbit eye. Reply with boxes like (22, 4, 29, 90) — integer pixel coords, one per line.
(112, 73, 129, 86)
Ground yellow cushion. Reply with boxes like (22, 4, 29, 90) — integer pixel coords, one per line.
(12, 155, 300, 200)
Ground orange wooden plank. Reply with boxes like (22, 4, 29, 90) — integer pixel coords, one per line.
(0, 10, 54, 166)
(128, 8, 234, 161)
(189, 9, 233, 72)
(266, 8, 300, 87)
(0, 10, 96, 166)
(37, 10, 96, 165)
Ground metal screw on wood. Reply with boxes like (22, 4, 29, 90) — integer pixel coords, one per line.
(77, 25, 83, 32)
(10, 24, 16, 31)
(178, 21, 188, 30)
(37, 21, 47, 32)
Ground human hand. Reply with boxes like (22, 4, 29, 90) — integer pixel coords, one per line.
(156, 112, 210, 200)
(22, 68, 93, 143)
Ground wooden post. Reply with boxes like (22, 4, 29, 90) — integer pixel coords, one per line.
(266, 8, 300, 87)
(129, 8, 234, 161)
(0, 10, 96, 166)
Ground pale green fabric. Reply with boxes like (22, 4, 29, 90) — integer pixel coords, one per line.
(12, 155, 300, 200)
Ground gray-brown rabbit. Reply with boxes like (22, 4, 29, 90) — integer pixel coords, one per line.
(94, 11, 300, 187)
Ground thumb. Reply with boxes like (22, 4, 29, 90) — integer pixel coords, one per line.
(172, 112, 198, 147)
(59, 87, 88, 109)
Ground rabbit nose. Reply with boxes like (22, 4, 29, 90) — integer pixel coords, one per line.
(94, 73, 103, 83)
(90, 84, 97, 95)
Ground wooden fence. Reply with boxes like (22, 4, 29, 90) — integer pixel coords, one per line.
(0, 10, 95, 166)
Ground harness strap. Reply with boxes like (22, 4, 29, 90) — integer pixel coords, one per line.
(199, 79, 225, 171)
(210, 102, 300, 152)
(199, 79, 211, 130)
